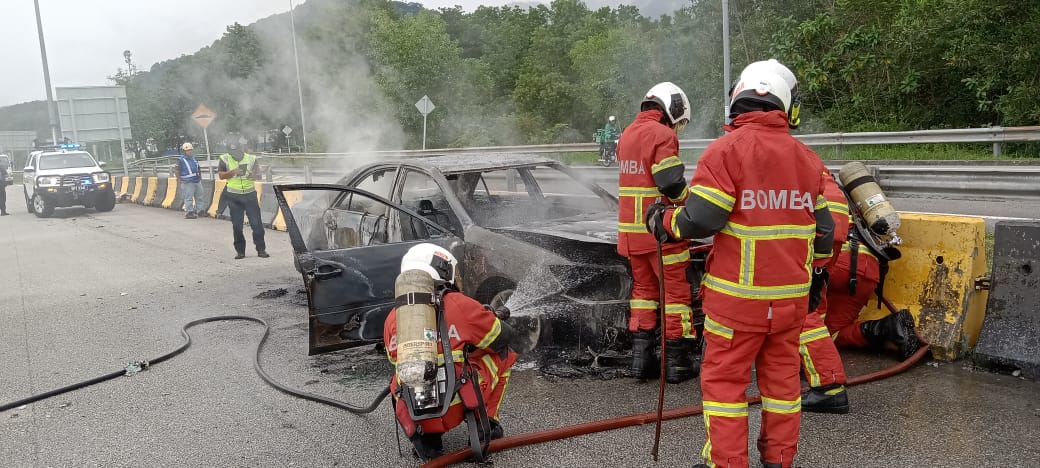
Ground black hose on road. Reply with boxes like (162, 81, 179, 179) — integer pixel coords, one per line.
(0, 315, 390, 414)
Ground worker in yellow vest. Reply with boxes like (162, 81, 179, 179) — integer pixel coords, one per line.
(218, 142, 267, 259)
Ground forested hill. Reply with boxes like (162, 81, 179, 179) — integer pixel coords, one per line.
(37, 0, 1040, 152)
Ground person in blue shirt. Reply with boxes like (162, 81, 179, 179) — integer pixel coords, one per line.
(176, 143, 204, 219)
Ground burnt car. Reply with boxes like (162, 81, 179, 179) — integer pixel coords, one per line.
(275, 154, 651, 359)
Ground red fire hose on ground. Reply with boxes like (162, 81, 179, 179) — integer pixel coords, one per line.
(422, 297, 929, 468)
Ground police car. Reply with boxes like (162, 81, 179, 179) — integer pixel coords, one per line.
(22, 144, 115, 218)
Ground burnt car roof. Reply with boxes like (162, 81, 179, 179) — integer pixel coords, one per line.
(386, 153, 557, 175)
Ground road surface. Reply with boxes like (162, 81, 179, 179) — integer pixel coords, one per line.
(1, 187, 1037, 467)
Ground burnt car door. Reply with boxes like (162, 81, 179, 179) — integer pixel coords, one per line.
(274, 184, 460, 355)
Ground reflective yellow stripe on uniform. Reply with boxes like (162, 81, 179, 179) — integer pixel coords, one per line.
(703, 315, 734, 340)
(761, 396, 801, 414)
(691, 185, 735, 212)
(828, 201, 849, 217)
(800, 326, 831, 344)
(842, 243, 878, 260)
(815, 195, 827, 210)
(720, 222, 816, 240)
(630, 299, 659, 310)
(475, 319, 503, 349)
(798, 326, 832, 387)
(669, 185, 689, 203)
(703, 274, 811, 300)
(702, 400, 748, 418)
(619, 222, 648, 233)
(481, 354, 500, 387)
(662, 249, 690, 265)
(619, 186, 662, 233)
(665, 303, 695, 338)
(650, 156, 682, 174)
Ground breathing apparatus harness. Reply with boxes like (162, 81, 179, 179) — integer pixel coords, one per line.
(392, 281, 494, 463)
(840, 185, 901, 308)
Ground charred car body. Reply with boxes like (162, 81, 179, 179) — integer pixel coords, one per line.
(276, 154, 705, 363)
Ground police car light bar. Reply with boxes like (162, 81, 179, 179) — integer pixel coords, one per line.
(59, 143, 82, 149)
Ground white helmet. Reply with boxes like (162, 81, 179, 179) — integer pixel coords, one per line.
(729, 68, 792, 120)
(608, 115, 616, 122)
(401, 243, 458, 285)
(181, 142, 193, 151)
(642, 82, 691, 131)
(740, 59, 801, 128)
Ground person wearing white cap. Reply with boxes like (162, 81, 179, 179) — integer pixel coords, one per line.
(176, 142, 203, 219)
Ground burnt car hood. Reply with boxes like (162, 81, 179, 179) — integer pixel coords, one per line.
(488, 214, 619, 262)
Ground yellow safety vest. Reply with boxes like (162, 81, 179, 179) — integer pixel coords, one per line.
(221, 153, 256, 193)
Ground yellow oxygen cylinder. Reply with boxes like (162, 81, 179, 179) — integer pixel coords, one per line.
(394, 269, 439, 394)
(838, 162, 900, 236)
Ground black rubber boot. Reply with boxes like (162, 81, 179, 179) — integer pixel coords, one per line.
(630, 330, 658, 380)
(762, 462, 782, 468)
(801, 383, 850, 414)
(860, 309, 920, 360)
(410, 432, 444, 460)
(479, 418, 504, 441)
(665, 338, 699, 384)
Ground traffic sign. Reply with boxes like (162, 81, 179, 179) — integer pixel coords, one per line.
(191, 103, 216, 129)
(415, 95, 435, 116)
(282, 125, 293, 136)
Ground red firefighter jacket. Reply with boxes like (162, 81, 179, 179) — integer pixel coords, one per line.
(823, 172, 851, 260)
(616, 109, 690, 256)
(664, 111, 835, 333)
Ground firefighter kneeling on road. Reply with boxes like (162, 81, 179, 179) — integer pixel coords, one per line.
(646, 60, 835, 468)
(383, 244, 517, 461)
(616, 81, 699, 383)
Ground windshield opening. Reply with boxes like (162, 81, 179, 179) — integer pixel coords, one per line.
(39, 152, 96, 170)
(452, 165, 613, 228)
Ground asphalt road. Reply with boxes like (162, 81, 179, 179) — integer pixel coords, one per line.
(1, 186, 1039, 467)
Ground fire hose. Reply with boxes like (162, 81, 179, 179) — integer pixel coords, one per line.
(0, 315, 390, 414)
(420, 298, 929, 468)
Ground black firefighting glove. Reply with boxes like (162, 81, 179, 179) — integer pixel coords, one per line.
(483, 304, 511, 320)
(808, 267, 829, 312)
(644, 202, 676, 244)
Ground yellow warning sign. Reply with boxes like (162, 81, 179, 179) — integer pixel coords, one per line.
(192, 103, 217, 129)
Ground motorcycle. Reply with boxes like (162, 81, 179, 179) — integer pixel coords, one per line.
(598, 139, 618, 167)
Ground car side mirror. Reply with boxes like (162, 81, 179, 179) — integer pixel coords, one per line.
(23, 167, 34, 173)
(98, 161, 107, 167)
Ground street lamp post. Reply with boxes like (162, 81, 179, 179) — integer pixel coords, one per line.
(33, 0, 60, 145)
(289, 0, 308, 152)
(722, 0, 731, 123)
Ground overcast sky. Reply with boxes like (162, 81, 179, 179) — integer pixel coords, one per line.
(2, 0, 683, 108)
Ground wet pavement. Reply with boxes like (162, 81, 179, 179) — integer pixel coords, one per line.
(1, 196, 1038, 467)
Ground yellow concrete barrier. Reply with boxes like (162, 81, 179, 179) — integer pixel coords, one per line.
(272, 190, 303, 231)
(131, 177, 145, 203)
(864, 212, 989, 360)
(119, 176, 129, 194)
(142, 177, 160, 205)
(161, 178, 179, 209)
(207, 179, 227, 218)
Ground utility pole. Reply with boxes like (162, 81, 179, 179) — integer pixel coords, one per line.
(33, 0, 60, 145)
(289, 0, 308, 152)
(722, 0, 731, 123)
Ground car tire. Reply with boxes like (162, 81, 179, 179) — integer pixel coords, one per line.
(490, 289, 543, 354)
(24, 187, 34, 213)
(32, 194, 54, 218)
(94, 190, 116, 212)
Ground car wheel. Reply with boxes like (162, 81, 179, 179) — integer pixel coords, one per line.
(490, 289, 542, 354)
(94, 190, 116, 212)
(32, 194, 54, 218)
(24, 187, 34, 213)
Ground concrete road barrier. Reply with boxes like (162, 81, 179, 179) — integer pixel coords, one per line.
(206, 180, 227, 218)
(974, 221, 1040, 379)
(868, 212, 989, 360)
(272, 190, 303, 231)
(112, 176, 123, 194)
(131, 177, 146, 204)
(149, 178, 170, 207)
(124, 176, 137, 201)
(259, 183, 280, 227)
(142, 177, 160, 206)
(161, 178, 181, 209)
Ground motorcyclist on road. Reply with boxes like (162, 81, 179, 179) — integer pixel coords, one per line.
(596, 116, 622, 165)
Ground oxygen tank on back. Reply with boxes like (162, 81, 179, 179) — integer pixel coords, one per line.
(838, 162, 900, 236)
(394, 268, 440, 408)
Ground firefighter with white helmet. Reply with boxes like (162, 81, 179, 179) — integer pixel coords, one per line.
(646, 61, 835, 467)
(384, 243, 517, 460)
(616, 81, 699, 383)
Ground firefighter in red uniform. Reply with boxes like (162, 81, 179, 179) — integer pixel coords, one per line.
(825, 227, 919, 359)
(647, 61, 835, 468)
(616, 82, 698, 383)
(383, 244, 518, 460)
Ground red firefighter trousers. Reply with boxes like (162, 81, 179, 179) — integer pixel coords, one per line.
(797, 286, 848, 388)
(823, 253, 881, 348)
(394, 350, 518, 437)
(701, 317, 802, 467)
(627, 247, 693, 340)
